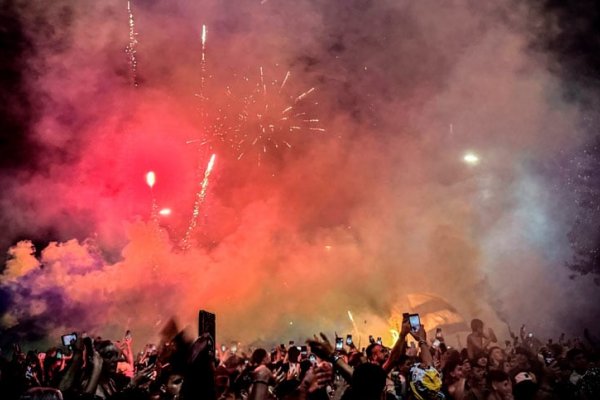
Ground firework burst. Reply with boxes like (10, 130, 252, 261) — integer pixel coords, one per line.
(190, 67, 325, 165)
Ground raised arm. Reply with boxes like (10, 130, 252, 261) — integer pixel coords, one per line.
(410, 325, 433, 367)
(307, 333, 354, 383)
(382, 319, 411, 373)
(58, 334, 85, 393)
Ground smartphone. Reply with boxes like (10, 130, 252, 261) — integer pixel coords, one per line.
(56, 349, 63, 359)
(61, 333, 77, 347)
(346, 334, 353, 346)
(125, 330, 132, 341)
(408, 314, 420, 332)
(432, 339, 441, 348)
(83, 337, 94, 361)
(198, 310, 216, 355)
(369, 335, 375, 344)
(309, 354, 317, 364)
(435, 328, 443, 339)
(221, 345, 227, 352)
(148, 354, 158, 365)
(376, 337, 382, 345)
(300, 345, 308, 355)
(335, 337, 343, 351)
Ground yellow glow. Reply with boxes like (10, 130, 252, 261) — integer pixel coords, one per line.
(390, 329, 400, 344)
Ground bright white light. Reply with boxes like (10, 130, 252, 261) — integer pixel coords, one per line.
(201, 24, 207, 47)
(463, 153, 480, 165)
(158, 208, 171, 216)
(145, 171, 156, 188)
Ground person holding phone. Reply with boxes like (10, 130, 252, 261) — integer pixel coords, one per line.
(84, 340, 122, 398)
(116, 330, 134, 379)
(406, 321, 444, 400)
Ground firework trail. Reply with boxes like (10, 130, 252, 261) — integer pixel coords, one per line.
(195, 24, 208, 103)
(200, 24, 208, 96)
(145, 171, 159, 225)
(181, 154, 216, 250)
(347, 310, 360, 337)
(125, 1, 139, 87)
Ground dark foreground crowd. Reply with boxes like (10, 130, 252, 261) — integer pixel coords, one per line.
(0, 318, 598, 400)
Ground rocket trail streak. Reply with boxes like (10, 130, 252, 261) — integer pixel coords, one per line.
(260, 66, 267, 96)
(198, 24, 208, 100)
(201, 25, 207, 53)
(125, 1, 139, 87)
(295, 87, 315, 102)
(348, 310, 359, 337)
(181, 154, 217, 250)
(145, 171, 159, 225)
(279, 71, 291, 93)
(185, 139, 208, 144)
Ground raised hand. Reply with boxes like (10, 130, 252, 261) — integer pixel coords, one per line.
(400, 319, 412, 338)
(307, 333, 334, 361)
(409, 324, 427, 343)
(302, 362, 333, 393)
(130, 363, 157, 387)
(123, 331, 133, 346)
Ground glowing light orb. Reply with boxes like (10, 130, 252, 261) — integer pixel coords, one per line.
(158, 208, 171, 216)
(463, 152, 480, 165)
(145, 171, 156, 188)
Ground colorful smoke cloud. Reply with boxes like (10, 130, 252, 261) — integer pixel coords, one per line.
(0, 0, 599, 350)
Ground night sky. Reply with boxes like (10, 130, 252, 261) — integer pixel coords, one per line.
(0, 0, 599, 348)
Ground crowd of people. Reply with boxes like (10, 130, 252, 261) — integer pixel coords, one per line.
(0, 316, 598, 400)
